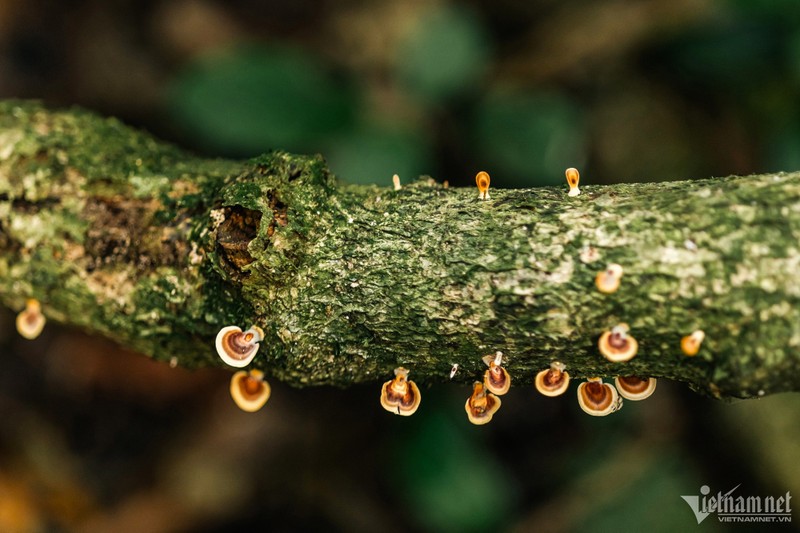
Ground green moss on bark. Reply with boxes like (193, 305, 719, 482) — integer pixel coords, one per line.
(1, 100, 798, 400)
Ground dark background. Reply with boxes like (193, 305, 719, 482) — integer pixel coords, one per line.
(1, 1, 799, 531)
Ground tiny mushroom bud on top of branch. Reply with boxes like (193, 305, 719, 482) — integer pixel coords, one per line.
(380, 367, 421, 416)
(577, 378, 622, 416)
(595, 263, 623, 294)
(565, 167, 581, 197)
(16, 298, 46, 340)
(681, 330, 706, 356)
(230, 369, 271, 412)
(465, 381, 502, 425)
(615, 376, 657, 401)
(475, 171, 491, 200)
(449, 364, 459, 379)
(535, 361, 570, 397)
(482, 351, 511, 395)
(598, 323, 639, 363)
(216, 325, 265, 368)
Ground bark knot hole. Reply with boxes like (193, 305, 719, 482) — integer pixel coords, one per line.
(216, 206, 263, 274)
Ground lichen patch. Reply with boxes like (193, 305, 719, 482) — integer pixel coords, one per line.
(84, 267, 137, 309)
(9, 211, 63, 249)
(547, 257, 574, 284)
(730, 264, 757, 287)
(759, 301, 792, 322)
(0, 129, 23, 160)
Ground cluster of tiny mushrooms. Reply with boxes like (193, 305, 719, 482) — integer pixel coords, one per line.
(13, 168, 708, 419)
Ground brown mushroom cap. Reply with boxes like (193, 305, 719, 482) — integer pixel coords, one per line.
(565, 168, 581, 196)
(481, 353, 501, 368)
(595, 263, 623, 294)
(475, 171, 491, 199)
(535, 362, 570, 397)
(577, 378, 622, 416)
(16, 299, 46, 340)
(681, 330, 705, 356)
(484, 366, 511, 396)
(598, 325, 638, 362)
(475, 171, 490, 192)
(565, 167, 580, 187)
(230, 370, 271, 412)
(216, 325, 264, 368)
(615, 376, 657, 401)
(465, 382, 502, 425)
(380, 367, 421, 416)
(480, 352, 510, 395)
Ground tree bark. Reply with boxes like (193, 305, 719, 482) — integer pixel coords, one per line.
(1, 100, 798, 400)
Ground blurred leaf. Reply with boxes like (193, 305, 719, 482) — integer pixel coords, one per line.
(786, 29, 800, 82)
(715, 393, 800, 497)
(472, 90, 586, 187)
(391, 395, 517, 533)
(575, 453, 715, 532)
(726, 0, 800, 25)
(167, 45, 356, 156)
(396, 6, 489, 104)
(765, 127, 800, 171)
(325, 123, 432, 185)
(651, 24, 778, 93)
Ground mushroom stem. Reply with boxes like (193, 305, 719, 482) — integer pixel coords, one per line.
(610, 325, 629, 343)
(493, 351, 503, 366)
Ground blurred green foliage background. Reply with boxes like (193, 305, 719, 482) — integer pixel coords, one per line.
(1, 0, 800, 531)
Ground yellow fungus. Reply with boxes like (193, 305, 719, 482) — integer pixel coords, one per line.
(598, 324, 638, 363)
(215, 325, 264, 368)
(475, 171, 491, 200)
(681, 330, 705, 356)
(565, 167, 581, 197)
(595, 263, 623, 294)
(577, 378, 622, 416)
(230, 369, 271, 412)
(16, 299, 46, 340)
(535, 361, 570, 397)
(614, 376, 657, 401)
(482, 352, 511, 395)
(380, 367, 421, 416)
(465, 381, 501, 425)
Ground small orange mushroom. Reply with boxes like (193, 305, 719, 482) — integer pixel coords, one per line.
(465, 381, 502, 425)
(565, 167, 581, 197)
(216, 325, 264, 368)
(475, 171, 491, 200)
(392, 174, 401, 191)
(598, 324, 638, 362)
(230, 369, 271, 412)
(577, 378, 622, 416)
(482, 352, 511, 395)
(16, 299, 46, 340)
(380, 367, 421, 416)
(535, 361, 570, 397)
(595, 263, 623, 294)
(615, 376, 657, 401)
(681, 330, 705, 356)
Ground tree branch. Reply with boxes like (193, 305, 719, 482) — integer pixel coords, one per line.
(1, 100, 798, 399)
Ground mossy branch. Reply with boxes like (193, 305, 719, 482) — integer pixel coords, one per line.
(1, 100, 798, 400)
